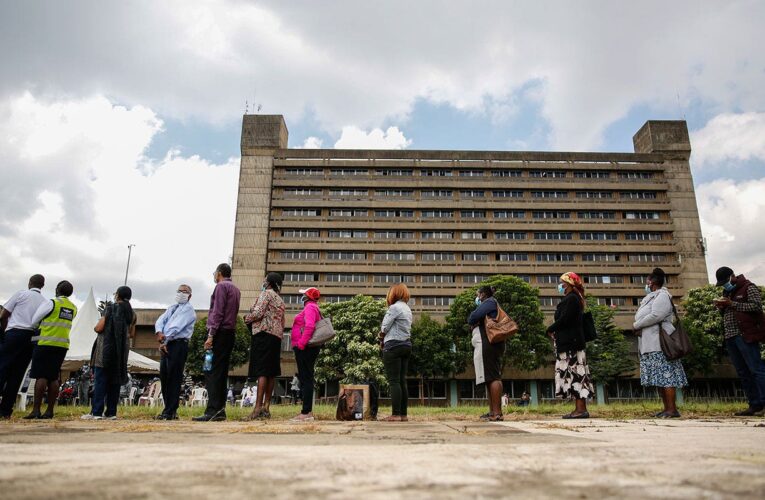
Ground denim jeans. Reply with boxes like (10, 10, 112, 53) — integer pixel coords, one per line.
(725, 336, 765, 408)
(91, 366, 121, 417)
(383, 345, 411, 416)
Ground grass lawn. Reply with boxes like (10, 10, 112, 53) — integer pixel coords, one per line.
(14, 400, 751, 422)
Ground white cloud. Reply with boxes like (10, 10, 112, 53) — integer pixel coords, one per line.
(0, 93, 238, 307)
(298, 136, 324, 149)
(334, 126, 411, 150)
(691, 112, 765, 167)
(697, 178, 765, 284)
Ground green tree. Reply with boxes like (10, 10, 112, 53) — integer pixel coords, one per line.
(444, 275, 551, 373)
(314, 295, 388, 387)
(585, 301, 635, 384)
(187, 316, 252, 376)
(681, 285, 729, 376)
(409, 314, 457, 403)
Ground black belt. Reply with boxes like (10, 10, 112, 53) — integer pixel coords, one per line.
(166, 338, 189, 344)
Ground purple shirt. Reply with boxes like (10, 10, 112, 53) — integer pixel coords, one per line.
(207, 278, 241, 334)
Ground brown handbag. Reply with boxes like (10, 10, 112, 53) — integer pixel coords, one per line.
(485, 304, 519, 344)
(659, 304, 693, 360)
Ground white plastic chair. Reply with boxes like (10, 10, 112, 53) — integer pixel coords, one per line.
(189, 387, 208, 407)
(138, 381, 162, 407)
(122, 386, 138, 406)
(17, 378, 35, 411)
(238, 388, 251, 407)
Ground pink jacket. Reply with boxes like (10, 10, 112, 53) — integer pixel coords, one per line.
(291, 301, 321, 350)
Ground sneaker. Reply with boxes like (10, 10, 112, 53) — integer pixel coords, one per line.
(104, 416, 118, 420)
(290, 413, 315, 422)
(80, 414, 98, 420)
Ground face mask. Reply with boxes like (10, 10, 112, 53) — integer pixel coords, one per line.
(722, 281, 735, 292)
(644, 284, 652, 295)
(557, 284, 565, 295)
(301, 295, 309, 304)
(175, 292, 189, 304)
(474, 297, 482, 306)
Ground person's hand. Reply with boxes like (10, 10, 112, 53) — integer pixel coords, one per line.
(156, 332, 165, 343)
(204, 336, 214, 350)
(159, 344, 168, 356)
(633, 329, 642, 337)
(546, 331, 555, 340)
(715, 297, 732, 308)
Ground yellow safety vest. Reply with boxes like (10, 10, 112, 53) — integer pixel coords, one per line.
(35, 297, 78, 349)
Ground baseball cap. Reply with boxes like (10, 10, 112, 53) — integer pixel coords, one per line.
(299, 287, 321, 300)
(715, 266, 734, 286)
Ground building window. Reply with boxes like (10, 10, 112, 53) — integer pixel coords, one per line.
(624, 211, 660, 220)
(422, 210, 454, 219)
(283, 295, 303, 305)
(325, 296, 353, 303)
(327, 251, 366, 261)
(576, 191, 612, 199)
(532, 211, 570, 219)
(492, 190, 523, 198)
(374, 274, 415, 283)
(582, 253, 620, 262)
(283, 209, 319, 217)
(284, 188, 322, 197)
(328, 230, 368, 239)
(583, 276, 624, 284)
(330, 209, 368, 217)
(494, 210, 525, 219)
(539, 297, 562, 307)
(422, 275, 455, 284)
(462, 275, 487, 283)
(595, 297, 627, 306)
(421, 169, 452, 177)
(283, 272, 319, 282)
(329, 188, 368, 197)
(330, 168, 368, 176)
(422, 231, 454, 240)
(621, 191, 658, 199)
(580, 232, 617, 241)
(497, 253, 528, 262)
(421, 189, 453, 198)
(459, 170, 484, 177)
(574, 171, 610, 179)
(492, 170, 522, 177)
(285, 168, 323, 176)
(460, 190, 485, 198)
(281, 230, 319, 238)
(531, 191, 568, 199)
(422, 297, 454, 306)
(625, 232, 663, 241)
(530, 170, 567, 178)
(536, 275, 558, 284)
(463, 253, 489, 261)
(495, 231, 526, 240)
(280, 251, 319, 260)
(461, 231, 486, 240)
(628, 254, 667, 263)
(536, 253, 574, 262)
(376, 169, 413, 176)
(374, 252, 415, 262)
(619, 172, 653, 180)
(460, 210, 486, 219)
(422, 252, 456, 261)
(630, 275, 669, 284)
(325, 273, 367, 283)
(578, 211, 615, 220)
(375, 209, 414, 218)
(374, 230, 414, 239)
(375, 189, 413, 197)
(534, 232, 573, 240)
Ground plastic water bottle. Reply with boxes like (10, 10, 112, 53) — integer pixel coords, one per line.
(203, 350, 213, 372)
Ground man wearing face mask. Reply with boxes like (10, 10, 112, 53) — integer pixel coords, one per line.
(154, 284, 196, 420)
(714, 266, 765, 417)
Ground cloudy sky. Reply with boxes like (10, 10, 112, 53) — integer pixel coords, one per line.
(1, 1, 763, 308)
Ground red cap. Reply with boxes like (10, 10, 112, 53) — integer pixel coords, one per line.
(299, 287, 321, 301)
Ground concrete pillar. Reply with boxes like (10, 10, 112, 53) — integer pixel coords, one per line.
(449, 380, 458, 408)
(529, 380, 539, 407)
(596, 382, 607, 405)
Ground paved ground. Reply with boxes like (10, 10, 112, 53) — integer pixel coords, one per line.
(1, 418, 764, 499)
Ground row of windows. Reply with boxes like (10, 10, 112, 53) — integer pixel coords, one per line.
(281, 272, 667, 285)
(280, 229, 665, 241)
(281, 188, 660, 200)
(281, 294, 638, 308)
(282, 168, 655, 180)
(281, 209, 662, 220)
(278, 251, 672, 263)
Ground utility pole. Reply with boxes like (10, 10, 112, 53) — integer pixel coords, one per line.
(124, 244, 135, 286)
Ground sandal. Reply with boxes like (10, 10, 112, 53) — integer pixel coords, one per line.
(246, 408, 265, 421)
(480, 413, 503, 422)
(562, 411, 590, 419)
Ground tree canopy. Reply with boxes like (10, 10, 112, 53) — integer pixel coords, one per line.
(585, 301, 635, 384)
(187, 316, 251, 376)
(409, 314, 457, 380)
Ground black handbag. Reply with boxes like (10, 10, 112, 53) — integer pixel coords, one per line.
(659, 304, 693, 360)
(582, 311, 598, 342)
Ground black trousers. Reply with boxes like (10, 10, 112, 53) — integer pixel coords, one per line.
(160, 339, 189, 416)
(294, 346, 320, 414)
(204, 329, 234, 416)
(0, 329, 35, 416)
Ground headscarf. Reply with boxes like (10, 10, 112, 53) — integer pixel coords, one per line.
(560, 272, 586, 306)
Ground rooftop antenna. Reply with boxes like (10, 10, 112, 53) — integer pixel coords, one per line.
(676, 91, 686, 120)
(257, 104, 262, 113)
(245, 100, 249, 114)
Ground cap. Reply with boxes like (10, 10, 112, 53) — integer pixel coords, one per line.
(299, 287, 321, 301)
(715, 267, 734, 286)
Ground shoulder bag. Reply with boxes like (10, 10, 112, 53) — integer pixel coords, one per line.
(306, 309, 336, 347)
(484, 302, 519, 344)
(659, 303, 693, 360)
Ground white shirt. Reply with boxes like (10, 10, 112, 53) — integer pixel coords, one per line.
(31, 298, 57, 326)
(3, 288, 48, 330)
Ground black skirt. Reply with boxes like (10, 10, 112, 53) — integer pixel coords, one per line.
(480, 324, 505, 383)
(248, 331, 282, 379)
(30, 345, 68, 380)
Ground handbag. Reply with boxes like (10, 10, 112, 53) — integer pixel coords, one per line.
(484, 303, 519, 344)
(659, 303, 693, 360)
(306, 311, 336, 347)
(582, 311, 598, 342)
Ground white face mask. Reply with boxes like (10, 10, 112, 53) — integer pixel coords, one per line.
(175, 292, 190, 304)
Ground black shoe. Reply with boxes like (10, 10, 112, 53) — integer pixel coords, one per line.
(23, 412, 41, 420)
(155, 414, 173, 420)
(734, 406, 764, 417)
(658, 411, 681, 419)
(39, 412, 54, 420)
(193, 413, 226, 422)
(562, 411, 590, 419)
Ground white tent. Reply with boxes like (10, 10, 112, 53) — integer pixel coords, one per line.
(62, 288, 159, 373)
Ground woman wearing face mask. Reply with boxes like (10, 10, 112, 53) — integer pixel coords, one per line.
(468, 285, 505, 421)
(244, 272, 285, 420)
(289, 287, 322, 422)
(633, 268, 687, 418)
(546, 272, 593, 419)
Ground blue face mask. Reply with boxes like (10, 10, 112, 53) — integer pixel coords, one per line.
(722, 281, 735, 292)
(557, 284, 565, 295)
(475, 297, 482, 306)
(644, 284, 652, 295)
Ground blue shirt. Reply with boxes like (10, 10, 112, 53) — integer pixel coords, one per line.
(155, 302, 196, 342)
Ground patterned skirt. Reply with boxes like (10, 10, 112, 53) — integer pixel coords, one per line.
(639, 351, 688, 388)
(555, 350, 595, 400)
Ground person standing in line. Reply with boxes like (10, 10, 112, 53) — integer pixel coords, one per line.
(24, 280, 77, 419)
(714, 266, 765, 416)
(380, 283, 413, 422)
(290, 373, 300, 403)
(244, 272, 285, 420)
(633, 268, 687, 418)
(468, 285, 505, 422)
(0, 274, 48, 419)
(546, 272, 594, 419)
(82, 286, 136, 420)
(154, 284, 196, 420)
(290, 287, 322, 422)
(194, 263, 241, 422)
